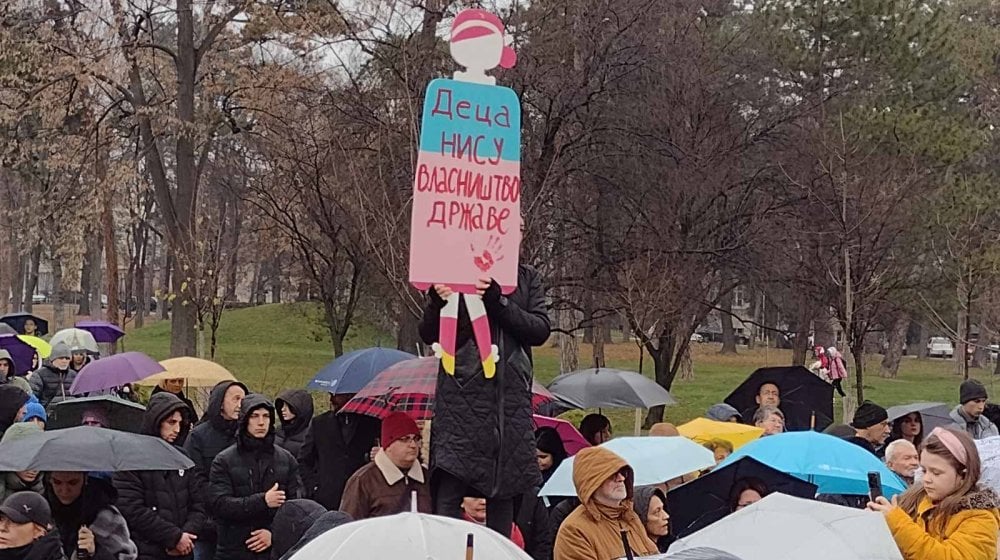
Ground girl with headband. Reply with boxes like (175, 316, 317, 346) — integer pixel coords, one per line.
(868, 427, 1000, 559)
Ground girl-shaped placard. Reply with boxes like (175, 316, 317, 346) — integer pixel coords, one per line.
(409, 9, 521, 378)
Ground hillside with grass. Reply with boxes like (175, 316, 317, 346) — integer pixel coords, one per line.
(124, 304, 1000, 433)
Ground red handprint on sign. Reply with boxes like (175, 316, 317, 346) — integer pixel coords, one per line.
(471, 237, 504, 272)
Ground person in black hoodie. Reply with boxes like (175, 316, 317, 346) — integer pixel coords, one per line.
(209, 395, 300, 560)
(114, 393, 207, 560)
(45, 473, 136, 560)
(273, 391, 312, 459)
(0, 492, 66, 560)
(183, 381, 246, 560)
(298, 394, 378, 511)
(151, 380, 198, 424)
(266, 500, 324, 560)
(0, 386, 28, 438)
(274, 511, 352, 560)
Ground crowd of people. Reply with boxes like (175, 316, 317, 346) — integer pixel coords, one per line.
(0, 267, 998, 560)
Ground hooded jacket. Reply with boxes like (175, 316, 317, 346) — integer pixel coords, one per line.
(0, 422, 44, 501)
(276, 511, 352, 560)
(631, 485, 672, 553)
(886, 486, 1000, 560)
(273, 390, 313, 459)
(184, 381, 248, 485)
(0, 530, 68, 560)
(553, 447, 657, 560)
(29, 364, 77, 408)
(420, 265, 551, 499)
(267, 500, 325, 560)
(208, 395, 301, 560)
(113, 393, 207, 560)
(0, 350, 31, 394)
(46, 475, 138, 560)
(0, 385, 28, 437)
(949, 406, 1000, 441)
(151, 385, 198, 424)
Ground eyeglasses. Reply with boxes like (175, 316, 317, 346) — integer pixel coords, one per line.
(398, 435, 422, 445)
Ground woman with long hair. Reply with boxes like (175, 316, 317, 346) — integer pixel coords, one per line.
(868, 427, 999, 560)
(889, 412, 924, 449)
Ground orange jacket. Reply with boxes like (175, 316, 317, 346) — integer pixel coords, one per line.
(886, 487, 1000, 560)
(554, 447, 658, 560)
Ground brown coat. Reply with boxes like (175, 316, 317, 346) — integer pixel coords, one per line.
(554, 447, 658, 560)
(339, 449, 432, 519)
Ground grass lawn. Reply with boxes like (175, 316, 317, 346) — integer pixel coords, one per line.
(126, 303, 999, 433)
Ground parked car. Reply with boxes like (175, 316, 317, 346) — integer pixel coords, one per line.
(690, 333, 705, 343)
(927, 337, 955, 359)
(31, 293, 46, 304)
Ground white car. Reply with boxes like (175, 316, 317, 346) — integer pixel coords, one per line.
(690, 333, 705, 343)
(927, 337, 954, 359)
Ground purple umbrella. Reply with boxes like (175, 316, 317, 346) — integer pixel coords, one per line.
(0, 334, 37, 375)
(70, 352, 165, 395)
(75, 320, 126, 343)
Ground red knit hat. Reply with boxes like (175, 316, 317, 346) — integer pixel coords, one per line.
(381, 411, 420, 447)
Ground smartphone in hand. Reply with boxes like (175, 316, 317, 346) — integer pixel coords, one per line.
(868, 471, 883, 501)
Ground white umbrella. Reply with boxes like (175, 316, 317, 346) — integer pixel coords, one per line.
(539, 436, 715, 497)
(50, 328, 100, 354)
(288, 512, 531, 560)
(670, 493, 903, 560)
(975, 436, 1000, 494)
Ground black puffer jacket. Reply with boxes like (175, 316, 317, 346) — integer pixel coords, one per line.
(209, 395, 301, 560)
(184, 381, 248, 485)
(28, 365, 76, 407)
(114, 393, 207, 560)
(274, 390, 313, 459)
(268, 500, 325, 560)
(419, 264, 551, 498)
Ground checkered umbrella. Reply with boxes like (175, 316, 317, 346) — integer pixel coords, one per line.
(339, 356, 555, 420)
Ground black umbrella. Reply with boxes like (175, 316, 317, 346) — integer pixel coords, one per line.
(667, 456, 818, 538)
(0, 312, 48, 336)
(724, 366, 834, 431)
(47, 395, 146, 432)
(0, 426, 193, 471)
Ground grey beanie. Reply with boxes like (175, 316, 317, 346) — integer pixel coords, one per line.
(706, 403, 742, 422)
(960, 379, 988, 404)
(49, 342, 72, 361)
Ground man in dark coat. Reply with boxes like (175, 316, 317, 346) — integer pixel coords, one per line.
(846, 400, 890, 458)
(29, 344, 76, 408)
(420, 264, 551, 538)
(114, 393, 207, 560)
(273, 390, 313, 459)
(183, 380, 246, 560)
(297, 394, 378, 511)
(0, 491, 67, 560)
(209, 395, 300, 560)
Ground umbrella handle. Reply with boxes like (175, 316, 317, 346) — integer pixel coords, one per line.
(465, 534, 474, 560)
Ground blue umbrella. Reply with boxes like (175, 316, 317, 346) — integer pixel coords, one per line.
(539, 436, 715, 497)
(717, 431, 907, 497)
(306, 348, 415, 394)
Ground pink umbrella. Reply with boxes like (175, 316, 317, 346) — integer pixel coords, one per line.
(533, 414, 590, 456)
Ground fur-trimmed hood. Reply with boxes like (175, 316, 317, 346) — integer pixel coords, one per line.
(958, 485, 1000, 511)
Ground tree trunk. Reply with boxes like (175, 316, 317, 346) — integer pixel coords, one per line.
(592, 321, 607, 368)
(134, 229, 147, 329)
(12, 253, 25, 313)
(559, 307, 579, 374)
(160, 253, 171, 321)
(643, 328, 679, 427)
(917, 322, 930, 359)
(51, 257, 64, 331)
(396, 307, 422, 355)
(880, 313, 908, 378)
(851, 341, 865, 403)
(720, 286, 738, 354)
(678, 338, 694, 381)
(791, 302, 812, 366)
(24, 244, 41, 312)
(957, 306, 969, 378)
(78, 240, 94, 316)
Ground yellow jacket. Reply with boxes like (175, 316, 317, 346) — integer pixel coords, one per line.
(554, 447, 658, 560)
(886, 487, 1000, 560)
